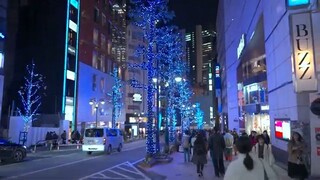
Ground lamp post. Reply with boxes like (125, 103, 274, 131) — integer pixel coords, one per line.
(89, 99, 105, 127)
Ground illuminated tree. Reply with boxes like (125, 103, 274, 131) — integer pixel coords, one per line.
(108, 67, 123, 128)
(195, 103, 204, 129)
(17, 62, 46, 132)
(129, 0, 174, 156)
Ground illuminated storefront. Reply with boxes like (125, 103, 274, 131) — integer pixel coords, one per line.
(237, 17, 269, 135)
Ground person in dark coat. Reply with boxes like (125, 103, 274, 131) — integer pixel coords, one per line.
(262, 130, 270, 145)
(191, 133, 207, 177)
(208, 127, 226, 177)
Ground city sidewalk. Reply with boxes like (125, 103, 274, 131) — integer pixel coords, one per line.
(144, 152, 291, 180)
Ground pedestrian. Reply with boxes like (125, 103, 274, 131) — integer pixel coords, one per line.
(190, 131, 197, 156)
(231, 129, 239, 155)
(181, 130, 191, 162)
(262, 130, 270, 145)
(287, 129, 309, 180)
(191, 133, 207, 177)
(224, 136, 278, 180)
(249, 131, 257, 146)
(208, 127, 225, 177)
(61, 130, 67, 144)
(252, 135, 275, 167)
(224, 130, 234, 161)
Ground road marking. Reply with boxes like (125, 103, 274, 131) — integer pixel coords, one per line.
(79, 161, 150, 180)
(5, 156, 100, 179)
(131, 158, 145, 165)
(3, 144, 146, 179)
(108, 169, 134, 179)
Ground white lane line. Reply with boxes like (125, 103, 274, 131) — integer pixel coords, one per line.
(108, 169, 135, 180)
(125, 162, 150, 180)
(79, 161, 130, 180)
(4, 145, 146, 179)
(80, 161, 150, 180)
(131, 158, 145, 165)
(116, 166, 143, 176)
(5, 156, 100, 179)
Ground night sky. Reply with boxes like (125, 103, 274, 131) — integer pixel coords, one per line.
(168, 0, 219, 31)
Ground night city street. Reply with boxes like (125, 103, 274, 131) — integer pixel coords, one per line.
(1, 0, 320, 179)
(0, 141, 149, 180)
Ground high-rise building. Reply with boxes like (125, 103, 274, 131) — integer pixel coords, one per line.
(76, 0, 126, 130)
(1, 0, 80, 130)
(186, 25, 216, 94)
(123, 23, 147, 136)
(186, 25, 217, 126)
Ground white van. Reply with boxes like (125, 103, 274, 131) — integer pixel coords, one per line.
(82, 127, 124, 155)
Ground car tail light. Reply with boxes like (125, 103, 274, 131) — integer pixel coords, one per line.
(103, 138, 106, 145)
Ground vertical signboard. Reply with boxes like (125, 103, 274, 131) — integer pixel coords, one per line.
(290, 13, 317, 92)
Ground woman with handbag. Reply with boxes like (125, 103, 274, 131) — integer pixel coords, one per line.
(287, 130, 309, 180)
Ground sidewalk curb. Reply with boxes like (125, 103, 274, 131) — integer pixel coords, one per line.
(27, 147, 81, 154)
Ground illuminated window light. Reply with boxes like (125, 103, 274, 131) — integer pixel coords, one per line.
(67, 70, 75, 80)
(69, 20, 78, 32)
(70, 0, 79, 9)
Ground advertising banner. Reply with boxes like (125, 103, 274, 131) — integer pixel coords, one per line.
(290, 12, 317, 92)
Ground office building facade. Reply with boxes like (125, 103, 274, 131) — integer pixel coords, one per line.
(77, 0, 126, 131)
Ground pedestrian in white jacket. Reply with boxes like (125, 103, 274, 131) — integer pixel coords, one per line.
(224, 136, 278, 180)
(252, 135, 275, 167)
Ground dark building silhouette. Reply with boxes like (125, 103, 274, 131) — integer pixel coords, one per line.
(1, 0, 80, 130)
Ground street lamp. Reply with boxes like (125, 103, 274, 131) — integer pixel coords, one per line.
(89, 98, 105, 127)
(174, 76, 182, 82)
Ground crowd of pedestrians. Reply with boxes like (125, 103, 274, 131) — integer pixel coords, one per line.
(180, 127, 309, 180)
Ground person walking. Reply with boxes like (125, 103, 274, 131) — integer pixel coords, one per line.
(61, 130, 67, 144)
(232, 129, 239, 155)
(224, 130, 234, 161)
(181, 130, 191, 162)
(252, 135, 275, 167)
(208, 127, 226, 177)
(190, 131, 197, 156)
(287, 129, 309, 180)
(191, 133, 207, 177)
(262, 130, 270, 145)
(249, 131, 257, 146)
(224, 136, 278, 180)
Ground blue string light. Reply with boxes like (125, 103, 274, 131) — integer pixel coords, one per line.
(17, 62, 46, 132)
(129, 0, 174, 155)
(109, 67, 123, 128)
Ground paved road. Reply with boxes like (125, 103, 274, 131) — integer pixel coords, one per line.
(0, 140, 150, 180)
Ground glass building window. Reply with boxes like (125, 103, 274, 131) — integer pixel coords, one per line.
(92, 74, 97, 91)
(100, 78, 105, 92)
(94, 8, 99, 23)
(101, 55, 105, 72)
(101, 34, 106, 50)
(102, 13, 106, 26)
(92, 51, 98, 69)
(69, 5, 78, 23)
(93, 28, 99, 45)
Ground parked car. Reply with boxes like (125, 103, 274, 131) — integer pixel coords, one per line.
(0, 139, 27, 162)
(82, 127, 124, 155)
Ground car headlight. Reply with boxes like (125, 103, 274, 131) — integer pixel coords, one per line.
(23, 146, 27, 149)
